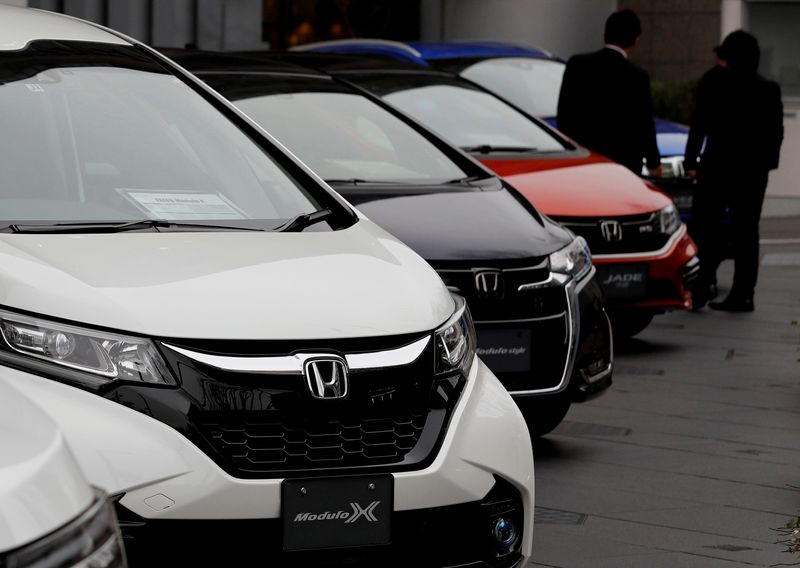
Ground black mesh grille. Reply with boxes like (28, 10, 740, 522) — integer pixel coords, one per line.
(552, 213, 670, 255)
(198, 411, 432, 474)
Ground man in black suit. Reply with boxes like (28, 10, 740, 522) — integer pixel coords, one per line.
(557, 9, 662, 176)
(685, 30, 783, 312)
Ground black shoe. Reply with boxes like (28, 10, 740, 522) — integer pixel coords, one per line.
(691, 284, 714, 311)
(708, 296, 754, 312)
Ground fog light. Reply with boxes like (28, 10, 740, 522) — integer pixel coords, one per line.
(492, 517, 518, 548)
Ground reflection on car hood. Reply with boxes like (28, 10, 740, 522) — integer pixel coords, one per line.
(484, 160, 672, 217)
(343, 185, 572, 261)
(0, 221, 452, 339)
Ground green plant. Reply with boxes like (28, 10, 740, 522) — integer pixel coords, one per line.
(651, 80, 698, 126)
(773, 515, 800, 566)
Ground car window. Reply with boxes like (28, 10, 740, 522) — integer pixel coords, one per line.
(382, 82, 566, 152)
(459, 58, 566, 118)
(0, 41, 327, 228)
(230, 88, 468, 184)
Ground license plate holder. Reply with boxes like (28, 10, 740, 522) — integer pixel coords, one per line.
(596, 264, 648, 298)
(476, 328, 533, 373)
(282, 475, 392, 551)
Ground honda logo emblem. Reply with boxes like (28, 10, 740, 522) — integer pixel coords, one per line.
(474, 270, 504, 299)
(599, 220, 623, 242)
(303, 357, 348, 400)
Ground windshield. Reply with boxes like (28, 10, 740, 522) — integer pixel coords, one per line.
(227, 85, 467, 184)
(0, 41, 327, 228)
(459, 58, 566, 117)
(382, 82, 566, 152)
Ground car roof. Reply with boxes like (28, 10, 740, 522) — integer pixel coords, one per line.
(160, 47, 329, 77)
(292, 39, 558, 64)
(0, 5, 128, 51)
(246, 51, 452, 77)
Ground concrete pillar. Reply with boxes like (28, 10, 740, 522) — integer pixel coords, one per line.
(420, 0, 444, 41)
(720, 0, 746, 39)
(1, 0, 30, 6)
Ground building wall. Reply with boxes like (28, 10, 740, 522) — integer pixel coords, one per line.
(618, 0, 721, 84)
(27, 0, 269, 51)
(422, 0, 617, 59)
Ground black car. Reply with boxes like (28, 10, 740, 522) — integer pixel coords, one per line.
(164, 49, 613, 436)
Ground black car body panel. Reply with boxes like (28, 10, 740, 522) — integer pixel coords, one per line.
(163, 49, 613, 426)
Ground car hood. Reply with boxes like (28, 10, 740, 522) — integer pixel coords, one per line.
(339, 184, 572, 262)
(481, 158, 672, 217)
(0, 220, 453, 339)
(0, 379, 94, 552)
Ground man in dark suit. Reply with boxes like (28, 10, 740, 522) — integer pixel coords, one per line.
(557, 9, 662, 176)
(684, 30, 783, 312)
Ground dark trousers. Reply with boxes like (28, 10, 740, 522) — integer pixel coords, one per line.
(689, 169, 769, 300)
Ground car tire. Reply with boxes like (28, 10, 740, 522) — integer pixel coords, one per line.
(516, 396, 571, 438)
(610, 310, 654, 339)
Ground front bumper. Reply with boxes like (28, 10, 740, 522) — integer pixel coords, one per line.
(3, 357, 534, 566)
(593, 225, 699, 311)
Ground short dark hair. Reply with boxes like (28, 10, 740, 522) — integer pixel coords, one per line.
(604, 9, 642, 49)
(715, 30, 760, 74)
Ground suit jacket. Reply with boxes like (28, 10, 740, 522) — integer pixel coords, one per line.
(557, 47, 660, 173)
(684, 65, 783, 176)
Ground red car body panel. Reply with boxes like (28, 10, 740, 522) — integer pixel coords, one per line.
(478, 151, 698, 312)
(484, 155, 670, 217)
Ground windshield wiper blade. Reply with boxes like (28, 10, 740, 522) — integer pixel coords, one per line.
(461, 145, 538, 154)
(324, 179, 399, 185)
(5, 220, 264, 234)
(276, 208, 334, 232)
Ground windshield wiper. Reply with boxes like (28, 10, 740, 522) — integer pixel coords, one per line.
(324, 179, 398, 185)
(461, 145, 538, 154)
(275, 208, 334, 232)
(4, 220, 264, 234)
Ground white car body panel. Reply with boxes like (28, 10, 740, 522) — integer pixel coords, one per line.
(7, 359, 535, 559)
(0, 378, 94, 552)
(0, 5, 535, 563)
(0, 221, 452, 339)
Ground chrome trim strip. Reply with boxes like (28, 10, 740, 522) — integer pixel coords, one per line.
(574, 266, 596, 295)
(581, 362, 613, 384)
(476, 311, 566, 325)
(518, 271, 571, 292)
(591, 224, 686, 261)
(509, 275, 580, 396)
(163, 336, 431, 375)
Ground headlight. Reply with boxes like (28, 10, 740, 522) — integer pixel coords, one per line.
(549, 236, 592, 280)
(1, 492, 127, 568)
(435, 294, 476, 376)
(657, 203, 681, 235)
(0, 310, 174, 389)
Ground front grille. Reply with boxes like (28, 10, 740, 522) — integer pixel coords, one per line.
(552, 212, 670, 255)
(433, 259, 556, 321)
(198, 410, 435, 475)
(432, 259, 571, 393)
(122, 335, 466, 479)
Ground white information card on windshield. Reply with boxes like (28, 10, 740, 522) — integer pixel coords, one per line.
(119, 190, 246, 220)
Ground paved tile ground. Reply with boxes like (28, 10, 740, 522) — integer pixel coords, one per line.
(529, 216, 800, 567)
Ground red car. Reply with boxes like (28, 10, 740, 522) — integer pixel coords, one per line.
(265, 53, 700, 338)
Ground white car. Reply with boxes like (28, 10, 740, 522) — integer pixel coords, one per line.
(0, 6, 534, 566)
(0, 379, 126, 568)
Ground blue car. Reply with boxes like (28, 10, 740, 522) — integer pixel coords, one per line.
(294, 39, 696, 219)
